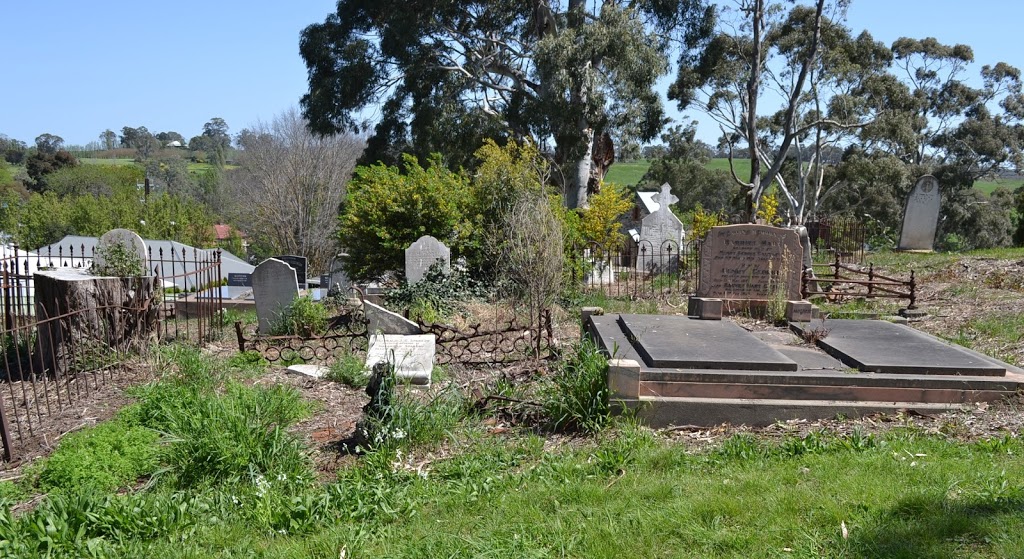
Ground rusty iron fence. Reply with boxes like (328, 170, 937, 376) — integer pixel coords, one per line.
(806, 216, 865, 264)
(236, 301, 556, 367)
(569, 239, 702, 300)
(804, 254, 917, 309)
(0, 246, 224, 463)
(418, 309, 554, 365)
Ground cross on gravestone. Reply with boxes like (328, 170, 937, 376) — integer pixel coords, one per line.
(898, 175, 941, 252)
(405, 235, 451, 284)
(92, 228, 148, 276)
(636, 183, 685, 273)
(252, 258, 300, 334)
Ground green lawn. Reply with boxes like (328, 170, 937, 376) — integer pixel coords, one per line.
(609, 158, 1021, 195)
(79, 157, 138, 166)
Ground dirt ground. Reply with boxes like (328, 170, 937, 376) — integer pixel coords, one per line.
(2, 253, 1022, 480)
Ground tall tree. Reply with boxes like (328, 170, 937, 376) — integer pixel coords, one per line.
(226, 108, 364, 272)
(299, 0, 712, 208)
(34, 133, 65, 154)
(99, 129, 118, 150)
(202, 117, 231, 167)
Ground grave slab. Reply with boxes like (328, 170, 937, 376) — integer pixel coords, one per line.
(617, 314, 798, 371)
(790, 319, 1006, 376)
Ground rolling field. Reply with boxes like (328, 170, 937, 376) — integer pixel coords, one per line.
(607, 158, 1021, 195)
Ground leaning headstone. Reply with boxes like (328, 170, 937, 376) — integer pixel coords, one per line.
(273, 255, 308, 288)
(365, 334, 436, 385)
(697, 224, 802, 302)
(636, 183, 685, 273)
(405, 235, 450, 284)
(364, 300, 422, 335)
(897, 175, 941, 251)
(92, 228, 148, 276)
(252, 258, 299, 334)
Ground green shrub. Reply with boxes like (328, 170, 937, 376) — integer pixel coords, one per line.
(339, 153, 476, 281)
(271, 295, 329, 337)
(384, 262, 486, 322)
(542, 339, 611, 433)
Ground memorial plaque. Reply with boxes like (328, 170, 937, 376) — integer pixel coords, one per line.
(697, 225, 802, 300)
(365, 334, 435, 385)
(227, 273, 252, 287)
(897, 175, 941, 251)
(273, 255, 308, 288)
(405, 235, 450, 284)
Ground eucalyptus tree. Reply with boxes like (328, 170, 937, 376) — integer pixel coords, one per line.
(299, 0, 712, 208)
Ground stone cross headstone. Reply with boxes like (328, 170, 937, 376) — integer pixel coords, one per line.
(697, 224, 802, 301)
(365, 334, 436, 385)
(93, 228, 148, 276)
(252, 258, 300, 334)
(898, 175, 941, 251)
(273, 255, 308, 288)
(636, 183, 685, 272)
(405, 235, 450, 284)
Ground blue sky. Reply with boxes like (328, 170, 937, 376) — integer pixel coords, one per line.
(2, 1, 1022, 148)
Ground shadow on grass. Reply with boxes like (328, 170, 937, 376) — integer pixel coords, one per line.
(845, 494, 1024, 558)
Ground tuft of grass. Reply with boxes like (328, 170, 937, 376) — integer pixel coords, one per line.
(542, 338, 611, 433)
(324, 353, 369, 388)
(271, 295, 329, 337)
(33, 421, 160, 494)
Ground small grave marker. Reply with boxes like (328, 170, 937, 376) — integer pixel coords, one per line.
(898, 175, 941, 251)
(405, 235, 450, 284)
(227, 273, 253, 287)
(252, 258, 299, 334)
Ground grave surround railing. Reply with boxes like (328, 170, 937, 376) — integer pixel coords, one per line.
(0, 246, 223, 464)
(570, 239, 703, 301)
(803, 253, 917, 309)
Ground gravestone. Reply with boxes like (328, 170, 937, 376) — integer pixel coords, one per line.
(897, 175, 941, 251)
(697, 224, 802, 301)
(273, 255, 308, 288)
(365, 334, 436, 385)
(327, 253, 351, 293)
(636, 183, 684, 272)
(405, 235, 450, 284)
(364, 300, 423, 335)
(93, 228, 148, 276)
(252, 258, 299, 334)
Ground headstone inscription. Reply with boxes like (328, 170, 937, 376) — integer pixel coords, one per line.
(897, 175, 941, 251)
(405, 236, 450, 284)
(93, 228, 148, 276)
(365, 334, 436, 385)
(273, 255, 308, 288)
(252, 258, 299, 334)
(227, 273, 253, 287)
(697, 224, 802, 301)
(636, 183, 685, 272)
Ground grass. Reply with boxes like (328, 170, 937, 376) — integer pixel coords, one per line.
(79, 157, 138, 166)
(3, 343, 1024, 557)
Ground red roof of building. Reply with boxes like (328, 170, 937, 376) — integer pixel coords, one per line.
(213, 224, 245, 240)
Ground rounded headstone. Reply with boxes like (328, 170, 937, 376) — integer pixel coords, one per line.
(93, 228, 148, 276)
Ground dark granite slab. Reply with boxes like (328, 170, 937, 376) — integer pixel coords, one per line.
(617, 314, 798, 371)
(791, 319, 1006, 376)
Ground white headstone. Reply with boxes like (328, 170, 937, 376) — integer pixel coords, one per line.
(252, 258, 300, 334)
(898, 175, 941, 251)
(636, 183, 685, 272)
(327, 253, 351, 294)
(93, 228, 148, 276)
(405, 235, 451, 284)
(364, 300, 423, 335)
(365, 334, 435, 385)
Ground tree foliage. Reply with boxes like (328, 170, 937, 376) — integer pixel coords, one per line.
(300, 0, 713, 208)
(339, 154, 475, 281)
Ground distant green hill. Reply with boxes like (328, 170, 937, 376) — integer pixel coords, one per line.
(605, 158, 1019, 194)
